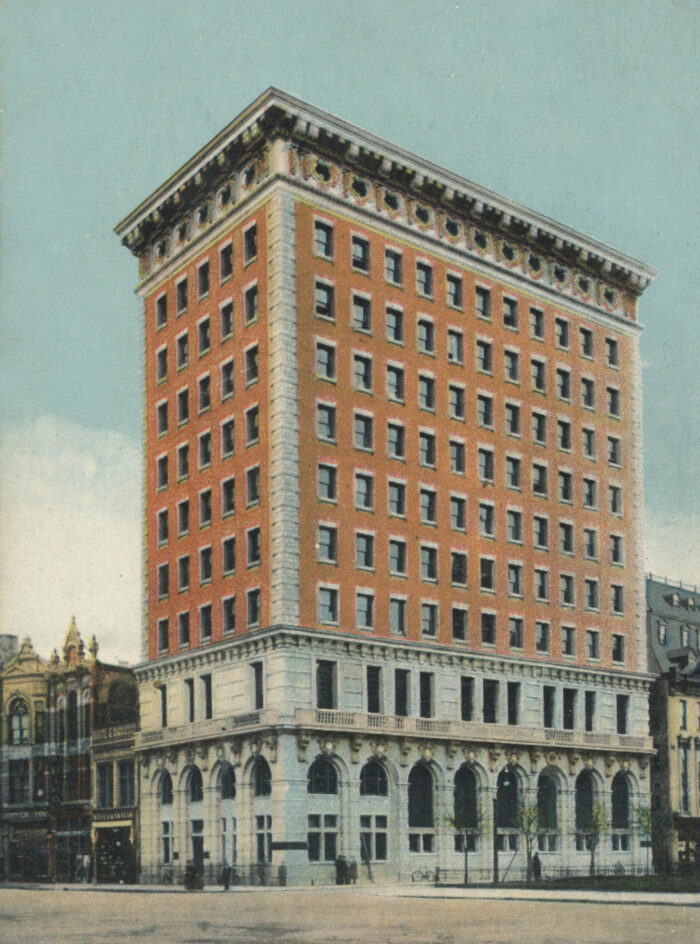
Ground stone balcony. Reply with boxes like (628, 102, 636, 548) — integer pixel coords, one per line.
(135, 708, 279, 751)
(294, 709, 655, 755)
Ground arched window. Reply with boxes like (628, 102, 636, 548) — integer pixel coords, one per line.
(189, 766, 203, 803)
(307, 757, 338, 794)
(359, 760, 388, 796)
(495, 768, 519, 829)
(253, 757, 271, 797)
(159, 770, 173, 806)
(537, 773, 557, 830)
(575, 770, 594, 832)
(408, 764, 433, 828)
(611, 772, 629, 829)
(8, 699, 29, 745)
(220, 763, 236, 800)
(453, 765, 478, 828)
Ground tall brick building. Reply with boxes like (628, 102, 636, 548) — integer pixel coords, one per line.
(117, 89, 657, 884)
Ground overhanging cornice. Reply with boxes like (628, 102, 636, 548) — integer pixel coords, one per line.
(115, 87, 658, 294)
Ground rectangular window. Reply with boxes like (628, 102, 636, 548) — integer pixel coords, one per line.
(395, 668, 409, 716)
(198, 261, 210, 299)
(450, 495, 466, 531)
(557, 420, 571, 451)
(449, 384, 465, 420)
(221, 476, 235, 516)
(388, 480, 406, 516)
(418, 374, 435, 411)
(530, 307, 544, 339)
(461, 677, 474, 721)
(356, 592, 374, 630)
(157, 509, 168, 545)
(198, 431, 211, 469)
(385, 248, 402, 285)
(477, 394, 493, 428)
(453, 608, 468, 642)
(97, 762, 114, 808)
(507, 509, 522, 542)
(450, 439, 465, 473)
(508, 564, 522, 597)
(315, 341, 336, 380)
(607, 387, 620, 417)
(356, 532, 375, 570)
(583, 477, 597, 509)
(246, 588, 261, 628)
(176, 388, 188, 425)
(178, 610, 190, 646)
(385, 305, 403, 343)
(480, 557, 495, 590)
(176, 277, 188, 314)
(318, 524, 338, 563)
(563, 689, 576, 730)
(318, 588, 339, 625)
(503, 298, 518, 329)
(531, 359, 546, 392)
(608, 436, 621, 466)
(317, 402, 336, 442)
(612, 634, 626, 663)
(366, 666, 382, 714)
(562, 625, 576, 657)
(353, 294, 372, 332)
(504, 350, 520, 382)
(555, 317, 569, 349)
(244, 223, 257, 262)
(200, 545, 213, 583)
(446, 273, 463, 308)
(556, 368, 571, 401)
(314, 220, 333, 258)
(417, 318, 435, 354)
(200, 604, 212, 642)
(416, 261, 433, 297)
(318, 463, 337, 501)
(355, 472, 374, 511)
(606, 337, 619, 366)
(354, 413, 374, 451)
(451, 551, 468, 586)
(118, 760, 134, 807)
(509, 616, 523, 648)
(532, 411, 546, 445)
(177, 499, 189, 536)
(156, 293, 167, 329)
(221, 418, 234, 458)
(202, 673, 213, 720)
(353, 353, 373, 392)
(245, 345, 259, 386)
(476, 339, 492, 373)
(543, 686, 555, 729)
(419, 671, 434, 717)
(252, 662, 264, 710)
(157, 618, 169, 652)
(418, 431, 436, 467)
(198, 374, 211, 413)
(478, 448, 494, 482)
(612, 584, 625, 614)
(475, 286, 491, 320)
(247, 528, 261, 568)
(389, 538, 407, 576)
(505, 402, 521, 436)
(244, 285, 258, 324)
(222, 596, 236, 635)
(352, 235, 370, 272)
(156, 346, 167, 382)
(581, 377, 595, 408)
(421, 602, 438, 637)
(532, 463, 548, 496)
(448, 328, 463, 364)
(245, 406, 259, 445)
(507, 681, 520, 725)
(479, 502, 494, 537)
(219, 243, 233, 282)
(506, 456, 521, 489)
(156, 454, 168, 489)
(536, 621, 550, 653)
(580, 327, 593, 357)
(535, 569, 549, 602)
(390, 598, 407, 637)
(420, 546, 438, 581)
(534, 515, 548, 548)
(559, 521, 574, 554)
(560, 574, 575, 606)
(316, 660, 336, 708)
(420, 487, 437, 524)
(585, 691, 595, 731)
(483, 679, 498, 723)
(178, 557, 190, 592)
(315, 282, 334, 320)
(559, 470, 573, 503)
(220, 301, 233, 339)
(386, 364, 405, 402)
(246, 466, 260, 506)
(616, 694, 629, 734)
(587, 630, 600, 660)
(481, 612, 496, 646)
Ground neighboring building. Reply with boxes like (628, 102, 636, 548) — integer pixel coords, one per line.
(0, 620, 139, 883)
(647, 575, 700, 872)
(116, 89, 657, 885)
(0, 638, 51, 881)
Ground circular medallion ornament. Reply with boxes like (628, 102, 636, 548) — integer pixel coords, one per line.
(351, 175, 369, 199)
(383, 190, 400, 215)
(471, 228, 492, 256)
(527, 254, 544, 280)
(414, 204, 432, 228)
(311, 159, 338, 189)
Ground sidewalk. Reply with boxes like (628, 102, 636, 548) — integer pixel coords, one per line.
(2, 881, 700, 906)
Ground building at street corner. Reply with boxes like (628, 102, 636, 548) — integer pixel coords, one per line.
(0, 619, 139, 883)
(116, 89, 658, 886)
(647, 575, 700, 873)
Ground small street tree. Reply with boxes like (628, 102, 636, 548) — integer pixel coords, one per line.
(633, 805, 674, 874)
(585, 802, 610, 877)
(517, 804, 540, 882)
(445, 807, 488, 886)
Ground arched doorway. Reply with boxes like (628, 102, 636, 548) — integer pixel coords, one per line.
(408, 764, 435, 854)
(537, 770, 559, 851)
(359, 760, 389, 866)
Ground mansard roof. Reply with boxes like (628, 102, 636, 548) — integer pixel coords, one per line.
(116, 87, 658, 295)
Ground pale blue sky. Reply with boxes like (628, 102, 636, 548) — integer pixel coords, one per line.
(0, 0, 698, 657)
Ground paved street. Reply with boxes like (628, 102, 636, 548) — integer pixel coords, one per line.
(0, 886, 698, 944)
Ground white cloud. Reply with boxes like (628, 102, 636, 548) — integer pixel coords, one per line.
(644, 507, 700, 588)
(0, 416, 142, 665)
